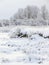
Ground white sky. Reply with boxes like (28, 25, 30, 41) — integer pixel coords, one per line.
(0, 0, 49, 19)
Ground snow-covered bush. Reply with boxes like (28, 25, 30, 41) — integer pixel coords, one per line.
(9, 27, 33, 38)
(9, 27, 21, 38)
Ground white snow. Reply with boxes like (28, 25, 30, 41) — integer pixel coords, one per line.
(0, 26, 49, 65)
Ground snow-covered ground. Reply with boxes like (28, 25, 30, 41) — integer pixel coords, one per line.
(0, 26, 49, 65)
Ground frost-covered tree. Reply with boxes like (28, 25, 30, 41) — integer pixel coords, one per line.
(16, 9, 24, 19)
(10, 5, 49, 26)
(41, 5, 49, 25)
(12, 5, 39, 19)
(41, 5, 49, 20)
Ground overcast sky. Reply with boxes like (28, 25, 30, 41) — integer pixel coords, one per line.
(0, 0, 49, 19)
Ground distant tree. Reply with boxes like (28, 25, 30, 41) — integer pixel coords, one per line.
(2, 20, 9, 26)
(12, 5, 39, 19)
(10, 5, 49, 26)
(41, 5, 49, 20)
(23, 6, 39, 19)
(41, 5, 49, 26)
(0, 23, 2, 27)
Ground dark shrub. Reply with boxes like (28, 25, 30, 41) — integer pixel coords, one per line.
(38, 33, 43, 37)
(17, 33, 28, 38)
(44, 36, 49, 38)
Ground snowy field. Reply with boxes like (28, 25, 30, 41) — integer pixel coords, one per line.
(0, 26, 49, 65)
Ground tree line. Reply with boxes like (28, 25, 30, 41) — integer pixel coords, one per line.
(0, 5, 49, 26)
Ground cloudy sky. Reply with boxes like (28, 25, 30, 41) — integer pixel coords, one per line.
(0, 0, 49, 19)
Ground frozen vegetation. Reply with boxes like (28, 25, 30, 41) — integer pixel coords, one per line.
(0, 5, 49, 27)
(0, 26, 49, 65)
(0, 5, 49, 65)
